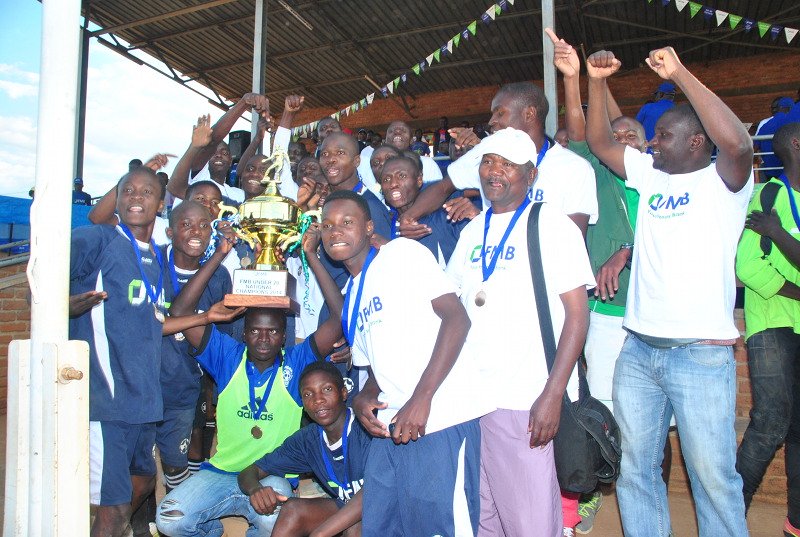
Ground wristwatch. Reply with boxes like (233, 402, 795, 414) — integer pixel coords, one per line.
(619, 242, 633, 251)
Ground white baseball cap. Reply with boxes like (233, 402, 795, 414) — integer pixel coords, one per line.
(474, 127, 538, 166)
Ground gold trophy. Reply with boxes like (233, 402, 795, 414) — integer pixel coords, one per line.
(218, 149, 317, 313)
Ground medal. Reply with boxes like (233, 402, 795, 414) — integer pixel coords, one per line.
(119, 223, 164, 321)
(474, 289, 486, 307)
(247, 351, 281, 441)
(240, 256, 252, 269)
(251, 425, 263, 439)
(154, 304, 165, 323)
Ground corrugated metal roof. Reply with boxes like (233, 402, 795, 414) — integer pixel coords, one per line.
(82, 0, 800, 111)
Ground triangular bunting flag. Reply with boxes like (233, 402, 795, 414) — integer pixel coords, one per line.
(647, 0, 653, 3)
(688, 2, 701, 18)
(728, 14, 742, 29)
(702, 6, 714, 21)
(757, 21, 771, 38)
(468, 21, 477, 35)
(311, 121, 319, 131)
(770, 25, 783, 41)
(412, 64, 421, 76)
(486, 6, 497, 20)
(715, 10, 728, 26)
(661, 0, 670, 6)
(743, 18, 755, 32)
(674, 0, 688, 12)
(433, 49, 441, 62)
(334, 112, 341, 121)
(441, 44, 449, 56)
(426, 53, 435, 66)
(360, 98, 367, 108)
(380, 86, 388, 97)
(419, 61, 426, 73)
(499, 0, 508, 10)
(448, 38, 454, 52)
(481, 13, 492, 25)
(453, 33, 461, 47)
(401, 73, 407, 84)
(495, 4, 502, 16)
(367, 93, 374, 104)
(507, 0, 514, 5)
(387, 82, 394, 95)
(786, 27, 798, 43)
(462, 28, 470, 40)
(392, 78, 400, 90)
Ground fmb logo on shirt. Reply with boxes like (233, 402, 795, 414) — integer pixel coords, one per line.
(647, 192, 690, 218)
(356, 296, 383, 332)
(469, 245, 516, 263)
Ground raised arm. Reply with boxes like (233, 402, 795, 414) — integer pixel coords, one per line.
(87, 185, 120, 225)
(237, 116, 271, 181)
(585, 51, 627, 179)
(190, 93, 270, 173)
(645, 47, 752, 192)
(390, 292, 470, 445)
(304, 223, 345, 356)
(546, 28, 585, 142)
(168, 115, 213, 200)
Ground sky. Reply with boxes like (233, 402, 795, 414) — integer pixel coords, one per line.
(0, 0, 251, 199)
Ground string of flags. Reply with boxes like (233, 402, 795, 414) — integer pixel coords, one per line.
(291, 0, 517, 138)
(649, 0, 799, 45)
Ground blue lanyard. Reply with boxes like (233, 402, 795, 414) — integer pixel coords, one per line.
(341, 247, 377, 345)
(167, 247, 184, 296)
(119, 223, 163, 307)
(535, 138, 551, 168)
(389, 208, 399, 239)
(352, 180, 364, 193)
(481, 197, 531, 282)
(318, 408, 351, 497)
(778, 174, 800, 231)
(247, 355, 281, 422)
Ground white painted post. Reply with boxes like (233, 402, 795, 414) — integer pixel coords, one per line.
(3, 0, 90, 535)
(542, 0, 557, 136)
(252, 0, 270, 150)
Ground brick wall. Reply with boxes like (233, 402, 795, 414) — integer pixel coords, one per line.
(0, 262, 31, 414)
(289, 51, 800, 134)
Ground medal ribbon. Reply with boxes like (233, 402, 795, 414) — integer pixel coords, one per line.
(389, 208, 399, 239)
(481, 197, 532, 283)
(778, 174, 800, 231)
(352, 180, 364, 193)
(535, 138, 551, 168)
(247, 352, 281, 424)
(119, 223, 164, 308)
(318, 408, 351, 498)
(167, 246, 184, 296)
(341, 247, 377, 346)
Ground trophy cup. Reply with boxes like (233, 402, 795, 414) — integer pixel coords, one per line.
(218, 149, 316, 313)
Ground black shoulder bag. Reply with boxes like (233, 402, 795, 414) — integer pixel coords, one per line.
(527, 202, 622, 493)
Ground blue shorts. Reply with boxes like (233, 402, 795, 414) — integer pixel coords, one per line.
(90, 420, 157, 506)
(156, 407, 196, 468)
(363, 418, 481, 537)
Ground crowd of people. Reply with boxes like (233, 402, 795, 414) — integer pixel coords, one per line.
(66, 25, 800, 537)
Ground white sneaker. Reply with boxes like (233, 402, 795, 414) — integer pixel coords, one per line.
(563, 528, 575, 537)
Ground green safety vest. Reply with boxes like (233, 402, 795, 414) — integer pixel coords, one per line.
(210, 351, 303, 473)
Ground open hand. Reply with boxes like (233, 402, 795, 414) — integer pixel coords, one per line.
(69, 290, 107, 318)
(746, 209, 783, 239)
(192, 115, 212, 148)
(144, 153, 177, 171)
(352, 390, 389, 438)
(207, 302, 246, 323)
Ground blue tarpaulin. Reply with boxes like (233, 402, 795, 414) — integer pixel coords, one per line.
(0, 195, 92, 228)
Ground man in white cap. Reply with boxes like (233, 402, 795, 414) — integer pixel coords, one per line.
(447, 128, 596, 536)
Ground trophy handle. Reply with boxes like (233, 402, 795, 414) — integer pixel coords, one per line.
(217, 203, 240, 220)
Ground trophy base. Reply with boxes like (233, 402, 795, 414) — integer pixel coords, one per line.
(224, 269, 299, 314)
(223, 294, 300, 314)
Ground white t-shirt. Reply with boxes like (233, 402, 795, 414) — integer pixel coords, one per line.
(622, 146, 754, 339)
(286, 255, 324, 339)
(448, 138, 598, 223)
(190, 165, 245, 204)
(271, 126, 299, 202)
(446, 203, 595, 409)
(348, 239, 494, 433)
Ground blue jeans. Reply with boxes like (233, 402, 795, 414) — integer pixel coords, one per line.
(155, 469, 293, 537)
(613, 334, 747, 537)
(737, 328, 800, 514)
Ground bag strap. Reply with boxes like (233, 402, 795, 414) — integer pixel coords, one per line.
(527, 203, 588, 402)
(759, 182, 782, 256)
(526, 203, 558, 373)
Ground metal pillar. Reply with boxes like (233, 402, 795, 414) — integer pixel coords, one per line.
(5, 0, 90, 535)
(542, 0, 557, 136)
(74, 22, 90, 180)
(252, 0, 269, 150)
